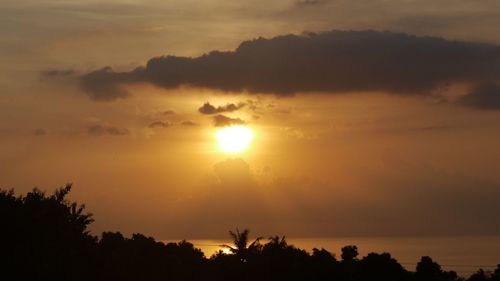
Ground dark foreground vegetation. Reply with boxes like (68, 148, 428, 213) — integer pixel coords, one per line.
(1, 184, 499, 281)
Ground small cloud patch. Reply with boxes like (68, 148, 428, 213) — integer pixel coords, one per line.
(148, 121, 173, 129)
(213, 115, 246, 127)
(34, 128, 46, 136)
(88, 124, 129, 136)
(198, 102, 245, 115)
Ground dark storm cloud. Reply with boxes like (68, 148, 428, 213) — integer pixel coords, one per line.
(213, 114, 246, 127)
(198, 102, 245, 114)
(79, 30, 500, 105)
(148, 120, 173, 128)
(457, 82, 500, 110)
(87, 124, 130, 136)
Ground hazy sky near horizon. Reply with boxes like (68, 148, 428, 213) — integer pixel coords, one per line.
(1, 0, 500, 239)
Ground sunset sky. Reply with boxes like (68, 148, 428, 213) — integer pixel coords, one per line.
(1, 0, 500, 240)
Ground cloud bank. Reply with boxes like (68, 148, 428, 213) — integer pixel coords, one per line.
(79, 30, 500, 108)
(170, 158, 500, 238)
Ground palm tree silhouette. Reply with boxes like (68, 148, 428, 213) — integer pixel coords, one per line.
(53, 184, 94, 235)
(222, 228, 262, 262)
(267, 236, 288, 249)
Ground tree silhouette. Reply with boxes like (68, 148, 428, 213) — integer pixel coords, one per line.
(341, 245, 359, 262)
(340, 245, 359, 281)
(0, 184, 96, 281)
(0, 185, 492, 281)
(267, 235, 288, 249)
(357, 252, 410, 281)
(310, 248, 340, 280)
(492, 265, 500, 281)
(415, 256, 460, 281)
(468, 269, 489, 281)
(222, 228, 262, 262)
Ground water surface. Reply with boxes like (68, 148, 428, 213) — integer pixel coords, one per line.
(179, 236, 500, 276)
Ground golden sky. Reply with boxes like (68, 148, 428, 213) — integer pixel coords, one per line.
(1, 0, 500, 239)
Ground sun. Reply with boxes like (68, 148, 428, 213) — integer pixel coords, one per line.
(215, 125, 254, 153)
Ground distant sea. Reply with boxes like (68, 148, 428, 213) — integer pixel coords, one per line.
(166, 236, 500, 276)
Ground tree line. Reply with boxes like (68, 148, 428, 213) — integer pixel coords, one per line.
(1, 184, 499, 281)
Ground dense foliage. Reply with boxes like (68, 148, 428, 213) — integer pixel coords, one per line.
(1, 185, 499, 281)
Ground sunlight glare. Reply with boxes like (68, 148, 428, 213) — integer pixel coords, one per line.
(215, 126, 254, 153)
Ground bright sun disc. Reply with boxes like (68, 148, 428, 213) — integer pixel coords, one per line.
(215, 125, 254, 153)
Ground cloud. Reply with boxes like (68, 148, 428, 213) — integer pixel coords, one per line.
(162, 110, 176, 115)
(373, 124, 463, 134)
(457, 82, 500, 110)
(87, 124, 130, 136)
(148, 120, 197, 128)
(80, 67, 131, 101)
(41, 69, 75, 78)
(213, 114, 246, 127)
(34, 128, 46, 136)
(213, 158, 254, 186)
(180, 120, 198, 126)
(177, 158, 268, 232)
(198, 102, 246, 115)
(148, 120, 173, 128)
(297, 0, 322, 5)
(78, 30, 500, 104)
(170, 157, 500, 237)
